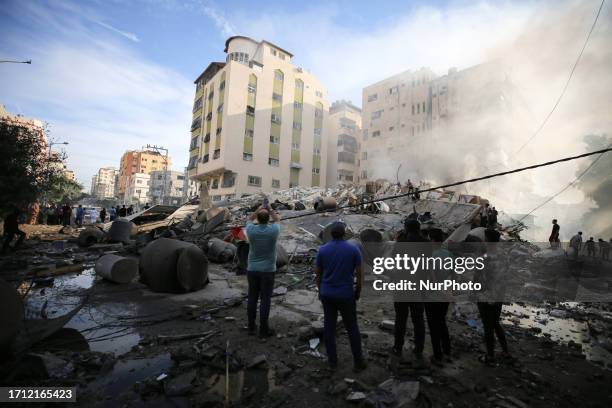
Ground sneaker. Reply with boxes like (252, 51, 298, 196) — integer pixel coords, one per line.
(353, 358, 367, 372)
(259, 327, 276, 338)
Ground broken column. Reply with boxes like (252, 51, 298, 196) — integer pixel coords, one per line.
(78, 227, 104, 247)
(207, 238, 237, 263)
(108, 218, 135, 243)
(95, 254, 138, 284)
(140, 238, 209, 293)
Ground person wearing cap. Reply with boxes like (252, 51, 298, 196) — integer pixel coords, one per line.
(245, 205, 281, 337)
(393, 217, 430, 359)
(315, 221, 366, 371)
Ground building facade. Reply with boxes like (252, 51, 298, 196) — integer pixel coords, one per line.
(182, 167, 199, 201)
(126, 173, 151, 205)
(148, 170, 185, 206)
(118, 150, 172, 202)
(326, 100, 361, 186)
(91, 167, 117, 199)
(187, 36, 329, 201)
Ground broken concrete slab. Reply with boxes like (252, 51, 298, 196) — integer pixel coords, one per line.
(95, 254, 138, 284)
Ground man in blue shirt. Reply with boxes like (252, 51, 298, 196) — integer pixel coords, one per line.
(315, 222, 366, 371)
(245, 205, 281, 337)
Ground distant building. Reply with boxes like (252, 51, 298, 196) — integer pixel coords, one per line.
(91, 167, 117, 199)
(118, 150, 172, 202)
(126, 173, 151, 205)
(187, 36, 329, 202)
(326, 100, 361, 186)
(182, 167, 199, 201)
(64, 169, 76, 181)
(148, 170, 185, 206)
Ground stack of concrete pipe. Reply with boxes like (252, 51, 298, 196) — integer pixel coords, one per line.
(95, 254, 138, 284)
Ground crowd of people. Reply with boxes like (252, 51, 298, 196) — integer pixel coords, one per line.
(244, 204, 513, 371)
(551, 220, 611, 260)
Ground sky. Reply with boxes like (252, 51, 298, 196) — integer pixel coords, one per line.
(0, 0, 546, 190)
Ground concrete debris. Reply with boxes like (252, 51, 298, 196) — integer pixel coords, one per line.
(77, 227, 105, 247)
(94, 254, 138, 283)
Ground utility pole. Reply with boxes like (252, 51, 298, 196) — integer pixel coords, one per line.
(143, 144, 169, 205)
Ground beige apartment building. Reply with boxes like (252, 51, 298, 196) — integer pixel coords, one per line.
(326, 100, 361, 186)
(187, 36, 329, 200)
(118, 150, 172, 201)
(91, 167, 117, 199)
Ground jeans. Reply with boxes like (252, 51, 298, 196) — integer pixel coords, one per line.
(247, 271, 275, 330)
(320, 296, 363, 365)
(394, 302, 425, 354)
(477, 302, 508, 356)
(425, 302, 451, 359)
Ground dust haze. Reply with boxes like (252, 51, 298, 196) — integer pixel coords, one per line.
(370, 0, 612, 241)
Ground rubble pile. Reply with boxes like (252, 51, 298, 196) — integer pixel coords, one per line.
(1, 184, 612, 407)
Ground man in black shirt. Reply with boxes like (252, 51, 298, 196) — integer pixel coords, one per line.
(2, 209, 26, 253)
(549, 219, 560, 249)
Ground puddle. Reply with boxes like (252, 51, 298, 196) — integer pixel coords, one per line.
(103, 353, 172, 395)
(206, 369, 278, 403)
(502, 303, 612, 369)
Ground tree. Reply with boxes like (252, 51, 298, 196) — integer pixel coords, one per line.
(47, 173, 85, 204)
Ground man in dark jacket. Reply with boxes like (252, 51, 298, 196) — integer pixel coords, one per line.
(3, 209, 26, 253)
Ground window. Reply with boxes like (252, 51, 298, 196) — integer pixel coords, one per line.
(270, 48, 277, 56)
(272, 92, 282, 102)
(248, 83, 257, 93)
(315, 109, 323, 118)
(268, 158, 279, 167)
(372, 130, 380, 137)
(280, 53, 286, 60)
(363, 129, 368, 140)
(313, 147, 321, 155)
(274, 70, 284, 81)
(292, 122, 302, 130)
(312, 167, 320, 174)
(269, 135, 280, 144)
(193, 97, 203, 112)
(295, 80, 304, 89)
(362, 151, 367, 160)
(422, 102, 425, 113)
(203, 154, 209, 163)
(314, 128, 322, 136)
(204, 133, 210, 143)
(222, 171, 235, 188)
(291, 142, 300, 150)
(272, 179, 280, 188)
(206, 112, 212, 121)
(212, 179, 219, 189)
(315, 90, 323, 98)
(271, 113, 281, 124)
(417, 104, 420, 114)
(389, 86, 398, 94)
(191, 117, 201, 131)
(213, 149, 220, 159)
(293, 101, 303, 109)
(246, 105, 255, 116)
(243, 153, 253, 161)
(136, 179, 142, 184)
(219, 81, 225, 90)
(368, 94, 378, 102)
(217, 104, 223, 113)
(212, 195, 221, 201)
(248, 175, 261, 186)
(245, 129, 254, 138)
(208, 91, 214, 100)
(411, 126, 415, 136)
(216, 127, 222, 135)
(361, 170, 367, 178)
(371, 110, 383, 120)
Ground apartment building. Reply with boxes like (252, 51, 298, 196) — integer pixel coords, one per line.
(91, 167, 117, 199)
(126, 173, 151, 205)
(118, 150, 172, 201)
(148, 170, 185, 206)
(187, 36, 329, 201)
(360, 67, 436, 183)
(326, 100, 361, 186)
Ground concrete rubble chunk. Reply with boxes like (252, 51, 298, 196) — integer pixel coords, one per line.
(95, 254, 138, 283)
(164, 369, 196, 396)
(248, 354, 267, 368)
(78, 227, 104, 247)
(346, 391, 367, 402)
(378, 378, 420, 405)
(206, 238, 236, 263)
(108, 218, 135, 243)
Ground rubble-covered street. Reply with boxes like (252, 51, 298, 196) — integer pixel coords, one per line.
(2, 187, 612, 407)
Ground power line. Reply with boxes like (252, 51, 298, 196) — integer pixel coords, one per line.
(516, 143, 611, 222)
(512, 0, 606, 157)
(278, 146, 612, 222)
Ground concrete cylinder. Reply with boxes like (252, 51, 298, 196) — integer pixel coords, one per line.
(0, 278, 24, 351)
(95, 254, 138, 283)
(108, 218, 134, 243)
(207, 238, 237, 263)
(314, 197, 337, 212)
(359, 229, 384, 243)
(140, 238, 208, 293)
(78, 227, 104, 247)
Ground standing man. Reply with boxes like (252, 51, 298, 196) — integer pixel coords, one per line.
(393, 218, 429, 359)
(75, 205, 84, 227)
(99, 207, 107, 223)
(245, 205, 280, 338)
(569, 231, 583, 259)
(61, 203, 72, 226)
(127, 205, 134, 215)
(586, 237, 596, 257)
(549, 219, 560, 249)
(315, 221, 366, 371)
(118, 205, 127, 217)
(2, 208, 27, 253)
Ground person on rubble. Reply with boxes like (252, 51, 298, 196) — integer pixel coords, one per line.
(569, 231, 583, 259)
(549, 219, 560, 249)
(488, 207, 498, 228)
(315, 221, 366, 371)
(392, 218, 429, 361)
(75, 205, 84, 227)
(585, 237, 596, 257)
(476, 228, 511, 366)
(480, 203, 490, 228)
(245, 205, 281, 338)
(2, 208, 27, 253)
(424, 228, 453, 366)
(61, 203, 72, 226)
